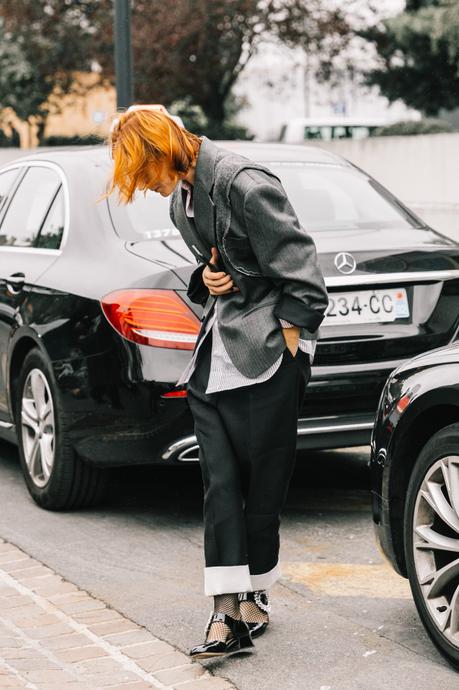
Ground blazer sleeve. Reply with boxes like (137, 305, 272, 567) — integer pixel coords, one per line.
(187, 263, 209, 306)
(242, 172, 329, 332)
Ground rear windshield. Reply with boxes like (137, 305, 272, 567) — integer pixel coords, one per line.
(107, 162, 422, 241)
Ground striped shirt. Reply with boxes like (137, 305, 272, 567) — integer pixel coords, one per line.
(175, 181, 316, 393)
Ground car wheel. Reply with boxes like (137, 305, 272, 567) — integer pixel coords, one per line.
(15, 348, 105, 510)
(404, 422, 459, 669)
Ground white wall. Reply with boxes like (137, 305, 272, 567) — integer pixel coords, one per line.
(308, 133, 459, 242)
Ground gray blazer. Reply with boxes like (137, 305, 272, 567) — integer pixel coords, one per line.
(169, 137, 329, 378)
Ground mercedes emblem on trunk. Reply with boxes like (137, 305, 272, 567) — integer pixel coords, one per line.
(334, 252, 357, 274)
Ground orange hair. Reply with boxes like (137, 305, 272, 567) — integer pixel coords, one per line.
(102, 109, 201, 204)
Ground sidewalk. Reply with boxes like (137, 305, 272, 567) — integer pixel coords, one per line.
(0, 539, 235, 690)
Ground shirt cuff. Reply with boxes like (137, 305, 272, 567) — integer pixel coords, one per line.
(279, 318, 296, 328)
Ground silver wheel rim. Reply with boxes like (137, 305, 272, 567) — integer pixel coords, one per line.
(21, 368, 55, 488)
(413, 455, 459, 648)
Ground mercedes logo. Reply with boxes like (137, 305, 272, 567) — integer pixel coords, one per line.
(334, 252, 357, 274)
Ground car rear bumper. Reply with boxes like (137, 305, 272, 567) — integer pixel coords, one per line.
(158, 412, 375, 464)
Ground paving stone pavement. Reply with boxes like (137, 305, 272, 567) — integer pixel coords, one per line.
(0, 539, 235, 690)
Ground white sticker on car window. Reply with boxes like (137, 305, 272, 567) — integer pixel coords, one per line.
(141, 227, 182, 240)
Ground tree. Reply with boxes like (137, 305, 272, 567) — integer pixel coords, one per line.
(361, 0, 459, 116)
(0, 1, 111, 143)
(0, 0, 350, 136)
(92, 0, 350, 128)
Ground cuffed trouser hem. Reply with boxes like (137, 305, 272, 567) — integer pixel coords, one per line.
(204, 565, 253, 596)
(204, 562, 282, 596)
(250, 562, 281, 591)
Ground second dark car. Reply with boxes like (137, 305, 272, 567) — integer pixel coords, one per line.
(371, 342, 459, 669)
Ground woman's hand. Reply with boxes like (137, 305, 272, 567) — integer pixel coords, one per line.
(203, 247, 240, 296)
(282, 325, 300, 357)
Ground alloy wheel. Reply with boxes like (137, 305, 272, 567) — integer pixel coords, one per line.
(412, 455, 459, 648)
(21, 368, 55, 488)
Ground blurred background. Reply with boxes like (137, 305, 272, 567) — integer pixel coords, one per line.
(1, 0, 459, 236)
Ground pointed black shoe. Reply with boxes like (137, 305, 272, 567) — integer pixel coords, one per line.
(239, 590, 270, 639)
(189, 612, 255, 660)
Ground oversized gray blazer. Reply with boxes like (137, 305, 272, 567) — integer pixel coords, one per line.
(169, 136, 329, 378)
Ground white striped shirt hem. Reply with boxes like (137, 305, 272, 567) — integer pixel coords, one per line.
(175, 300, 316, 393)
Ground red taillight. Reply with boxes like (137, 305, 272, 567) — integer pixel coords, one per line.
(101, 289, 201, 350)
(161, 390, 188, 398)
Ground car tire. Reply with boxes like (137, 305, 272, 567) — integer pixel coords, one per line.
(404, 422, 459, 669)
(14, 348, 105, 510)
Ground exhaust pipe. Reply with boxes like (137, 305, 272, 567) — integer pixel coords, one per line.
(161, 435, 200, 462)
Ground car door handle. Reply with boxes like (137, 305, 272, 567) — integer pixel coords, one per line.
(6, 272, 25, 294)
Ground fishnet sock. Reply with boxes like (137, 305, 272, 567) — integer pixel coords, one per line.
(239, 590, 269, 624)
(206, 593, 241, 642)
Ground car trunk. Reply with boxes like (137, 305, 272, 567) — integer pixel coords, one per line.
(127, 228, 459, 408)
(128, 228, 459, 357)
(314, 225, 459, 366)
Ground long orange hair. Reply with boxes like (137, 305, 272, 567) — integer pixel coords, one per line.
(103, 109, 201, 204)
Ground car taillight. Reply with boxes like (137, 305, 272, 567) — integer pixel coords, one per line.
(161, 390, 188, 398)
(101, 289, 200, 350)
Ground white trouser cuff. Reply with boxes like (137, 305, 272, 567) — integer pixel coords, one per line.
(204, 565, 252, 596)
(249, 562, 281, 590)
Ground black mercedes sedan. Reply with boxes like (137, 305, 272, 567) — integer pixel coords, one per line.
(370, 343, 459, 669)
(0, 142, 458, 510)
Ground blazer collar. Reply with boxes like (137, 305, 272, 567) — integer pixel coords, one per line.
(194, 136, 220, 193)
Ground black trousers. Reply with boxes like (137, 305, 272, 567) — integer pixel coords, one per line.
(186, 329, 309, 596)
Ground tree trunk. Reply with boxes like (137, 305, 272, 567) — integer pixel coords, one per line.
(200, 96, 226, 126)
(36, 118, 47, 146)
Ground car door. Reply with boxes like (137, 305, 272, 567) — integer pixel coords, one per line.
(0, 162, 67, 419)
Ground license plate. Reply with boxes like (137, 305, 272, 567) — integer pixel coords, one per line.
(324, 288, 409, 326)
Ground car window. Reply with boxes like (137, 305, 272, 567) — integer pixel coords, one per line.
(0, 168, 20, 215)
(0, 166, 61, 247)
(268, 163, 421, 231)
(36, 186, 65, 250)
(108, 188, 181, 241)
(108, 163, 421, 239)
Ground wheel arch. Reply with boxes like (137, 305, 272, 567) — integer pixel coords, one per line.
(9, 334, 44, 419)
(387, 396, 459, 576)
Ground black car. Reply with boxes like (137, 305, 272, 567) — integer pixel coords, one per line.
(0, 142, 458, 510)
(370, 343, 459, 669)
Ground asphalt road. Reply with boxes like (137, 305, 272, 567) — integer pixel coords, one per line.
(0, 441, 457, 690)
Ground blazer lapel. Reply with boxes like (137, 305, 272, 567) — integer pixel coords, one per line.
(193, 180, 216, 249)
(170, 137, 225, 263)
(171, 186, 210, 264)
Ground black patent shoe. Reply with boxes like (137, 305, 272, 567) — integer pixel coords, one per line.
(238, 590, 270, 639)
(189, 611, 255, 660)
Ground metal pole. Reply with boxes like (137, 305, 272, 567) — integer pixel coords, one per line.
(114, 0, 134, 109)
(303, 52, 311, 118)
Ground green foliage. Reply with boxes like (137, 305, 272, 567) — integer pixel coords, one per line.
(0, 29, 44, 123)
(362, 0, 459, 116)
(0, 1, 110, 140)
(40, 134, 105, 146)
(0, 0, 350, 136)
(170, 98, 253, 140)
(93, 0, 350, 126)
(373, 118, 455, 136)
(199, 120, 254, 141)
(406, 1, 442, 8)
(0, 126, 18, 147)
